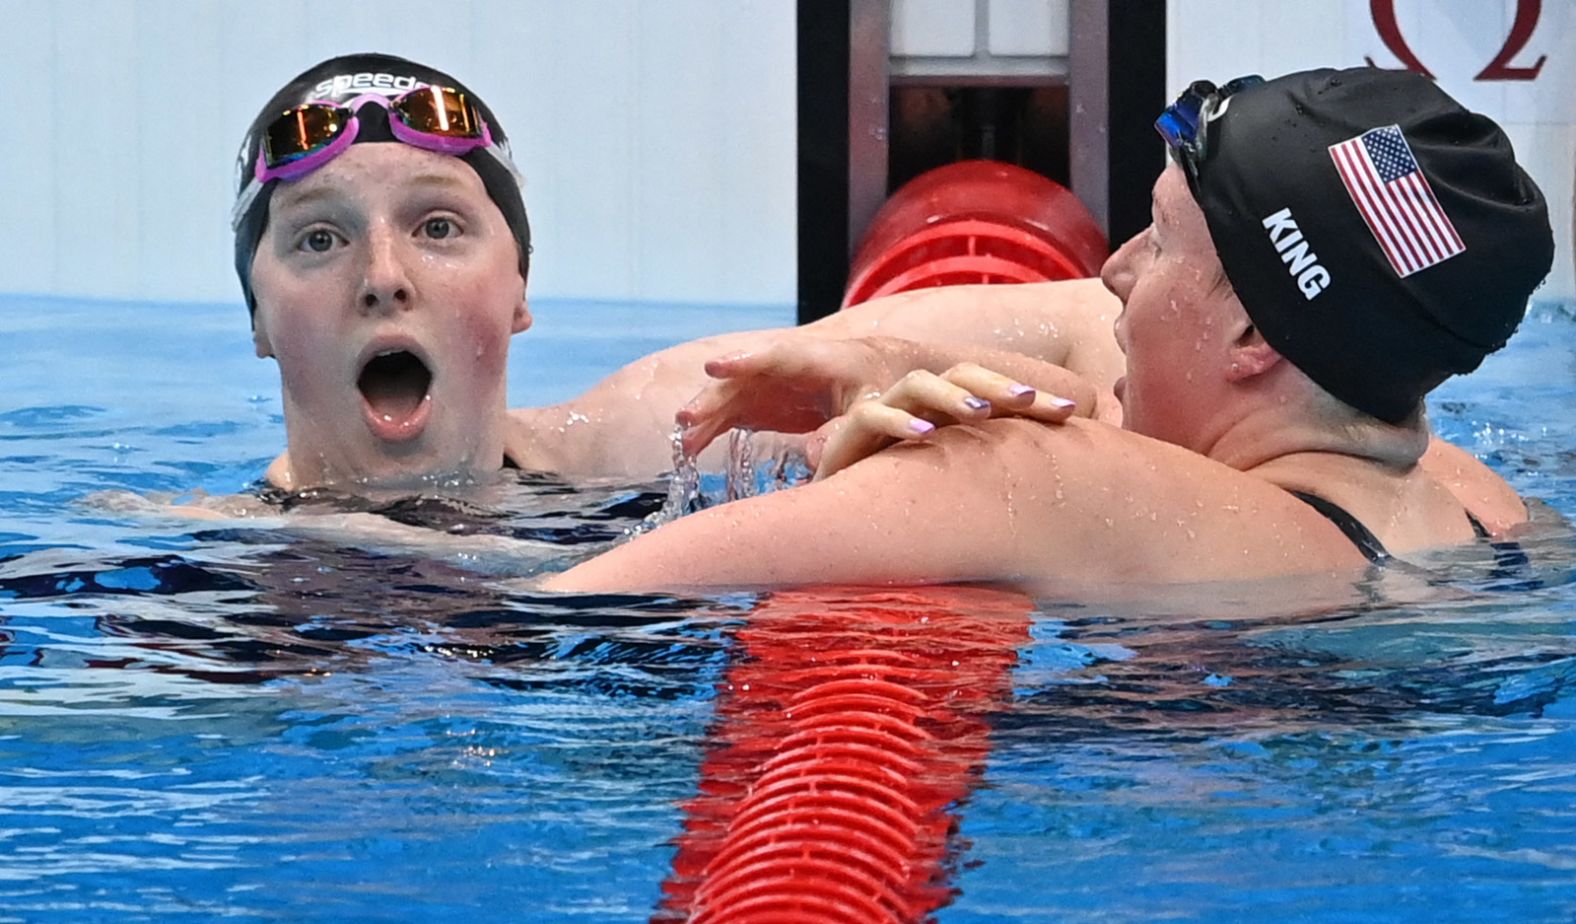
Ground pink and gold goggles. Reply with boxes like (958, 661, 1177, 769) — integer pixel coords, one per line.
(230, 84, 520, 229)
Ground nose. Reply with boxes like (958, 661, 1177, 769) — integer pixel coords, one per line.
(1102, 228, 1149, 353)
(359, 224, 414, 314)
(1100, 227, 1146, 302)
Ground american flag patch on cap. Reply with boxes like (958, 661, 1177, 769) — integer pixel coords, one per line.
(1328, 125, 1465, 278)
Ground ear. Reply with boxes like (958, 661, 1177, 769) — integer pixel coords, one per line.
(511, 290, 532, 335)
(1225, 319, 1283, 382)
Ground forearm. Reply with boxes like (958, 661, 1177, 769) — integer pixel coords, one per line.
(513, 330, 779, 475)
(807, 278, 1123, 384)
(529, 279, 1124, 475)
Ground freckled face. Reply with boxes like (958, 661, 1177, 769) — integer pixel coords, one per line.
(248, 144, 529, 487)
(1100, 164, 1234, 450)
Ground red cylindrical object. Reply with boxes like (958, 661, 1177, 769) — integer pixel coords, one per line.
(842, 159, 1108, 309)
(656, 587, 1033, 923)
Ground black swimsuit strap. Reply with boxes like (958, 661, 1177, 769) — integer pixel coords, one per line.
(1286, 490, 1391, 564)
(1464, 510, 1534, 577)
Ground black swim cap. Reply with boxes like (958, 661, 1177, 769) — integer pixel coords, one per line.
(1185, 67, 1553, 423)
(232, 52, 531, 318)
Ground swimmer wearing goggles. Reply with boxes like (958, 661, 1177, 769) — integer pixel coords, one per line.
(230, 84, 523, 232)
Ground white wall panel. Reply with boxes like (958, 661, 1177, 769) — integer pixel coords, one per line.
(892, 0, 977, 57)
(988, 0, 1067, 57)
(136, 2, 226, 303)
(0, 2, 56, 292)
(53, 1, 140, 300)
(0, 0, 795, 308)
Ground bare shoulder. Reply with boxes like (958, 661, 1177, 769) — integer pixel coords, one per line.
(870, 417, 1373, 581)
(1419, 436, 1526, 532)
(264, 452, 294, 490)
(503, 406, 584, 473)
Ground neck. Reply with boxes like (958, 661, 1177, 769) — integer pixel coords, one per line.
(1201, 400, 1429, 483)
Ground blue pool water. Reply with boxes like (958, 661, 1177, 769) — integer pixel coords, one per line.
(2, 294, 1575, 922)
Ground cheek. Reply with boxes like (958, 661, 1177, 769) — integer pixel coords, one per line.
(257, 299, 338, 373)
(267, 324, 342, 399)
(447, 281, 517, 374)
(453, 255, 524, 363)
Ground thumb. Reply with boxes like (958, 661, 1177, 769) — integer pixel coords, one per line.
(804, 416, 846, 472)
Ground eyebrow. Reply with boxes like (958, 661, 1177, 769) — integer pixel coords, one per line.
(272, 170, 475, 211)
(400, 171, 475, 193)
(271, 185, 345, 213)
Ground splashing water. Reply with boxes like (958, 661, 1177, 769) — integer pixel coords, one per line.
(634, 427, 815, 539)
(725, 428, 755, 502)
(723, 429, 813, 501)
(631, 425, 701, 536)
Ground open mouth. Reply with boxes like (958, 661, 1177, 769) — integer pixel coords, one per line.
(357, 349, 432, 436)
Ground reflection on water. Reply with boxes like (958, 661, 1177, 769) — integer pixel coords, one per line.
(1, 505, 1572, 921)
(1, 301, 1574, 921)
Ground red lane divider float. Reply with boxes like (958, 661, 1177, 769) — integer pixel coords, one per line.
(657, 587, 1034, 923)
(842, 159, 1108, 310)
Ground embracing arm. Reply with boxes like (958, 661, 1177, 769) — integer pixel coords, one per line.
(537, 417, 1351, 593)
(514, 278, 1122, 477)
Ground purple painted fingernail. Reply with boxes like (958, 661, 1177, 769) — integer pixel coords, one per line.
(1008, 384, 1036, 397)
(1049, 396, 1076, 409)
(964, 397, 991, 411)
(910, 419, 936, 434)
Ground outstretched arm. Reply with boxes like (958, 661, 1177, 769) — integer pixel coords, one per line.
(673, 336, 1102, 460)
(515, 278, 1123, 477)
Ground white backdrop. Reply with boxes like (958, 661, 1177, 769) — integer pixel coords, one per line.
(1169, 0, 1575, 301)
(0, 0, 797, 307)
(1, 2, 1568, 307)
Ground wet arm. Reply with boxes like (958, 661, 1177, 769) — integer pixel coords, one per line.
(538, 419, 1144, 592)
(522, 279, 1122, 476)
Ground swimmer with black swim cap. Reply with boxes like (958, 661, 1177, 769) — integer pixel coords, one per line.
(545, 67, 1557, 593)
(233, 53, 536, 489)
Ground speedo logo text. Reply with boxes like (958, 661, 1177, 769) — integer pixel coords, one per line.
(1261, 208, 1331, 300)
(313, 73, 425, 99)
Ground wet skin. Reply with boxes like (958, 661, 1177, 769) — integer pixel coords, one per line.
(248, 144, 531, 489)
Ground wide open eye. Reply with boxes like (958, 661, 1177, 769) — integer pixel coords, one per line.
(301, 229, 339, 253)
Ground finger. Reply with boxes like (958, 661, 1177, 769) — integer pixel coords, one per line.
(881, 369, 996, 422)
(703, 338, 838, 380)
(1016, 390, 1079, 423)
(680, 418, 729, 458)
(851, 400, 941, 441)
(933, 364, 1079, 423)
(935, 363, 1042, 408)
(804, 418, 840, 470)
(702, 349, 762, 379)
(675, 381, 732, 428)
(812, 403, 937, 481)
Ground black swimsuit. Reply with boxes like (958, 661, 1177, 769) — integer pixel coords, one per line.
(1288, 490, 1392, 563)
(1287, 490, 1529, 575)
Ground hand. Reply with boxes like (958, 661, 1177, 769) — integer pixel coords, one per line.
(676, 337, 911, 458)
(809, 362, 1077, 480)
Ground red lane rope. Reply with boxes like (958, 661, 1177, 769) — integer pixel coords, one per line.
(657, 587, 1034, 923)
(842, 160, 1108, 310)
